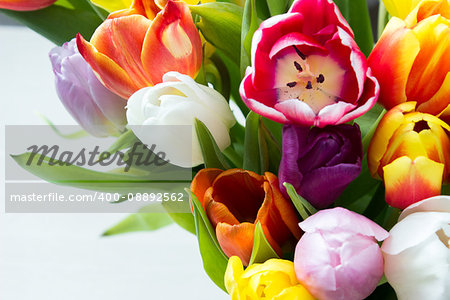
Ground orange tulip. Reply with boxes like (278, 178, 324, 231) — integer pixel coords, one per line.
(368, 0, 450, 118)
(368, 102, 450, 209)
(77, 0, 202, 99)
(0, 0, 56, 11)
(191, 168, 302, 266)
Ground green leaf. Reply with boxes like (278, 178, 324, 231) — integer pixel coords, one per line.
(248, 222, 280, 265)
(377, 1, 390, 40)
(99, 130, 139, 161)
(363, 183, 387, 222)
(103, 211, 173, 236)
(243, 112, 265, 174)
(0, 0, 105, 45)
(195, 118, 231, 170)
(266, 0, 289, 16)
(283, 182, 317, 220)
(166, 212, 196, 235)
(37, 113, 89, 139)
(11, 152, 190, 194)
(241, 0, 260, 76)
(336, 155, 381, 212)
(333, 0, 374, 57)
(260, 121, 281, 174)
(442, 184, 450, 195)
(187, 189, 228, 291)
(190, 3, 243, 63)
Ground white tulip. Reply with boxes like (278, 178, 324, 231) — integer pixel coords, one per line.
(126, 72, 236, 168)
(382, 196, 450, 300)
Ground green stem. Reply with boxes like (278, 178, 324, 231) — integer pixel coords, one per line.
(377, 1, 389, 40)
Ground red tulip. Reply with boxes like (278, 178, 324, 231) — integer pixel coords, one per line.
(77, 0, 202, 99)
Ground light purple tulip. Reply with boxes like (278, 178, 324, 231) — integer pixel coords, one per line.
(294, 207, 389, 300)
(49, 38, 126, 137)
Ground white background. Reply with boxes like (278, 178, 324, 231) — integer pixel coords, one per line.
(0, 19, 227, 300)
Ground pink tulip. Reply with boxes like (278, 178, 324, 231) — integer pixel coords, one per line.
(240, 0, 379, 127)
(294, 207, 389, 300)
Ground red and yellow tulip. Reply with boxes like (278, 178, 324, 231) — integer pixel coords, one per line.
(191, 168, 301, 266)
(77, 0, 202, 99)
(382, 0, 423, 19)
(0, 0, 56, 11)
(369, 0, 450, 118)
(368, 102, 450, 209)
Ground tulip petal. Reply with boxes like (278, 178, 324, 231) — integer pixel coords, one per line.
(251, 13, 305, 90)
(300, 163, 362, 209)
(383, 156, 444, 209)
(418, 72, 450, 116)
(368, 18, 420, 110)
(367, 102, 417, 178)
(142, 1, 202, 85)
(206, 169, 266, 226)
(216, 222, 255, 266)
(191, 168, 223, 208)
(399, 195, 450, 221)
(206, 196, 240, 228)
(382, 211, 450, 255)
(274, 99, 316, 126)
(337, 68, 379, 124)
(76, 15, 152, 99)
(406, 15, 450, 106)
(240, 68, 289, 124)
(299, 207, 389, 241)
(224, 256, 244, 294)
(288, 0, 353, 38)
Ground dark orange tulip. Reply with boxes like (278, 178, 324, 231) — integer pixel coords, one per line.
(77, 0, 202, 99)
(191, 168, 302, 266)
(0, 0, 56, 11)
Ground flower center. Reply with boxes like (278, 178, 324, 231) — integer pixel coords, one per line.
(275, 46, 345, 114)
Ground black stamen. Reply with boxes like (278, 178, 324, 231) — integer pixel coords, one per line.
(294, 61, 303, 72)
(317, 74, 325, 83)
(306, 81, 313, 89)
(287, 82, 297, 88)
(293, 46, 306, 60)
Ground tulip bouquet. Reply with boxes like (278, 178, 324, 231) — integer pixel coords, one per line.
(2, 0, 449, 299)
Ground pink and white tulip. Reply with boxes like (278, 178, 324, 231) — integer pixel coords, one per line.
(382, 196, 450, 300)
(240, 0, 379, 127)
(294, 207, 389, 300)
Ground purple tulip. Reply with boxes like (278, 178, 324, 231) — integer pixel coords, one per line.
(49, 38, 126, 137)
(279, 124, 362, 209)
(294, 207, 389, 300)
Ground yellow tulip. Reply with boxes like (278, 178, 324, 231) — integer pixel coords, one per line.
(90, 0, 216, 13)
(225, 256, 315, 300)
(382, 0, 423, 19)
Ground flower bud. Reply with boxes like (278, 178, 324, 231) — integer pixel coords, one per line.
(49, 38, 126, 137)
(126, 72, 235, 167)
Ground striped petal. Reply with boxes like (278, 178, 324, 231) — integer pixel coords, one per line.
(142, 1, 202, 85)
